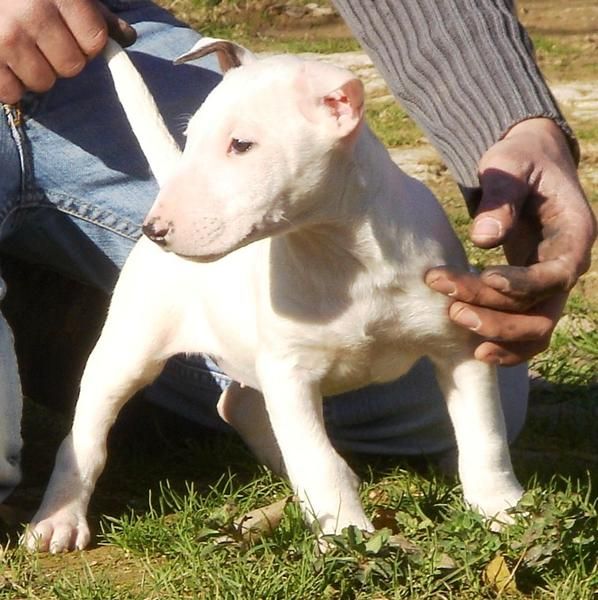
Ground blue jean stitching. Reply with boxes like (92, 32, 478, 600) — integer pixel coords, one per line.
(164, 356, 231, 393)
(0, 105, 26, 236)
(18, 189, 143, 241)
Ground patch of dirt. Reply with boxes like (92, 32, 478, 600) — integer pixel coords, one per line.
(36, 545, 159, 595)
(518, 0, 598, 35)
(552, 82, 598, 120)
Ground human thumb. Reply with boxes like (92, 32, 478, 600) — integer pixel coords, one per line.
(471, 166, 530, 249)
(97, 3, 137, 47)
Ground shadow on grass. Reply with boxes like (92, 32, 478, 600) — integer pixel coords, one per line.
(512, 383, 597, 488)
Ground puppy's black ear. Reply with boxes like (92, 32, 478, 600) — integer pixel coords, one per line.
(174, 38, 257, 72)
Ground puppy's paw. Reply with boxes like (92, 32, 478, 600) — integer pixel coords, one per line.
(310, 500, 374, 538)
(319, 513, 375, 538)
(22, 509, 91, 553)
(466, 482, 524, 530)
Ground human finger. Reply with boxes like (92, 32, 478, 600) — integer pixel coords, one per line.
(481, 258, 580, 300)
(448, 292, 567, 343)
(0, 65, 25, 104)
(35, 14, 87, 78)
(6, 42, 56, 93)
(96, 2, 137, 47)
(54, 0, 109, 58)
(53, 1, 136, 60)
(470, 165, 530, 249)
(425, 266, 535, 312)
(474, 338, 552, 366)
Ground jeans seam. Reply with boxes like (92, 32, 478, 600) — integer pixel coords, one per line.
(0, 105, 26, 237)
(18, 189, 143, 241)
(1, 105, 27, 192)
(165, 356, 231, 392)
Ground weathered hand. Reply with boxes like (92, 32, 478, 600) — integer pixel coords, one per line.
(0, 0, 136, 103)
(426, 118, 597, 365)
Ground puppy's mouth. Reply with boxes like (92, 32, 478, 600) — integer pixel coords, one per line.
(167, 215, 295, 263)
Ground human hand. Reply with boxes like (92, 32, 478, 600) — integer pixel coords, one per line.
(426, 118, 597, 365)
(0, 0, 136, 103)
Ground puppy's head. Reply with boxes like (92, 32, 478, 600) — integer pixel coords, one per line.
(143, 38, 364, 261)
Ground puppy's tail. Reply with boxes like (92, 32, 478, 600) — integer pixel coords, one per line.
(102, 38, 182, 187)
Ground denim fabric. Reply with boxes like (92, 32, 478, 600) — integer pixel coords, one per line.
(0, 2, 529, 501)
(102, 0, 156, 10)
(0, 279, 22, 503)
(0, 106, 24, 502)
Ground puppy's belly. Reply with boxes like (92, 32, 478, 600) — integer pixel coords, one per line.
(320, 344, 421, 397)
(210, 339, 421, 397)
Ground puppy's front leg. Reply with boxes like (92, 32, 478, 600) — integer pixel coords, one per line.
(24, 330, 167, 553)
(433, 354, 523, 522)
(257, 355, 373, 535)
(24, 245, 174, 553)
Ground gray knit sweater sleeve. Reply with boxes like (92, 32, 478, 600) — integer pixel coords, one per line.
(332, 0, 578, 198)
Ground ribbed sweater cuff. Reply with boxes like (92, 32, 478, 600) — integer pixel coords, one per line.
(332, 0, 579, 193)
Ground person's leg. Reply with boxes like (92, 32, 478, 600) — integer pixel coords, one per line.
(0, 300, 22, 502)
(0, 106, 26, 501)
(219, 357, 528, 468)
(0, 3, 229, 432)
(3, 3, 221, 290)
(324, 358, 528, 456)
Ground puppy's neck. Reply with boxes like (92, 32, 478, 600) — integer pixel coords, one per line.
(281, 124, 409, 264)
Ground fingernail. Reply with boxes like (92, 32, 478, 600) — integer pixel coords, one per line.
(451, 305, 481, 331)
(475, 348, 503, 365)
(484, 273, 510, 292)
(472, 217, 502, 241)
(427, 276, 456, 296)
(120, 20, 137, 44)
(109, 20, 137, 47)
(485, 353, 503, 365)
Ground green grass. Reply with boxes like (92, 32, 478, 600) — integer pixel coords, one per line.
(254, 37, 361, 54)
(531, 36, 577, 59)
(3, 453, 596, 599)
(575, 121, 598, 143)
(366, 102, 424, 149)
(156, 0, 360, 53)
(530, 34, 598, 81)
(531, 318, 597, 388)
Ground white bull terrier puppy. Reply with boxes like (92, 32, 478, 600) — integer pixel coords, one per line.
(25, 38, 523, 553)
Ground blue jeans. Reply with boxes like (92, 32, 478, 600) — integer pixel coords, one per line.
(0, 0, 528, 502)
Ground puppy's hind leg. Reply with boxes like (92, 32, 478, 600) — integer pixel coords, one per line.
(217, 382, 285, 475)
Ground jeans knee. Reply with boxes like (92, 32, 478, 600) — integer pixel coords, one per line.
(498, 363, 529, 444)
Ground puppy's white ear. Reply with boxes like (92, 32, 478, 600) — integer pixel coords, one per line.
(298, 62, 365, 140)
(174, 37, 257, 72)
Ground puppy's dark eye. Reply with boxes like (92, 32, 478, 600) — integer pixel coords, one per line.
(229, 138, 254, 154)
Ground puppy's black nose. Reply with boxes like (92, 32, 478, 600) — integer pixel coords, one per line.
(142, 220, 171, 245)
